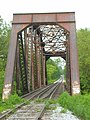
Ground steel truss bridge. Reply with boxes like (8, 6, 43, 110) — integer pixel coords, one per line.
(2, 12, 80, 99)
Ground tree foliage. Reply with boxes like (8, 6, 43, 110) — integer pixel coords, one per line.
(0, 16, 11, 71)
(0, 16, 11, 98)
(46, 58, 63, 83)
(54, 58, 65, 75)
(77, 28, 90, 93)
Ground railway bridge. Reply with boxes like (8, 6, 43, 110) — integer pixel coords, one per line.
(2, 12, 80, 99)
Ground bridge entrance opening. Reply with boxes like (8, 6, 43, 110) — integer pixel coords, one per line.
(46, 57, 66, 84)
(14, 24, 71, 95)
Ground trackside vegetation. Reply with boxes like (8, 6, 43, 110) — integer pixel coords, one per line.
(0, 92, 90, 120)
(35, 92, 90, 120)
(77, 28, 90, 93)
(57, 92, 90, 120)
(0, 94, 25, 112)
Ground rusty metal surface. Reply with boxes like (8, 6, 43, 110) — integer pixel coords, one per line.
(2, 12, 80, 99)
(2, 25, 27, 99)
(13, 12, 75, 24)
(69, 23, 80, 94)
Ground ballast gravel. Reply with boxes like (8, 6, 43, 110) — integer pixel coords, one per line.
(41, 105, 80, 120)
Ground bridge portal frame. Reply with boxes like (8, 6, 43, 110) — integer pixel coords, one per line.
(2, 12, 80, 99)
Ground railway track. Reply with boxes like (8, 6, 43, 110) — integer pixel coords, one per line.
(0, 80, 64, 120)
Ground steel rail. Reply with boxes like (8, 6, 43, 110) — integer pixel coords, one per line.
(0, 81, 63, 120)
(38, 82, 61, 99)
(37, 83, 57, 99)
(21, 83, 53, 99)
(22, 83, 55, 100)
(49, 81, 62, 99)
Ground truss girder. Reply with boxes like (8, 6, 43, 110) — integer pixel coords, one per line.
(2, 12, 80, 99)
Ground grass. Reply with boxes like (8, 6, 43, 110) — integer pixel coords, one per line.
(57, 92, 90, 120)
(60, 108, 67, 113)
(0, 94, 25, 112)
(0, 71, 25, 112)
(35, 92, 90, 120)
(0, 71, 5, 98)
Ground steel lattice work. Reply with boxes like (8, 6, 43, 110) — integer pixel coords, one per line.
(2, 12, 80, 99)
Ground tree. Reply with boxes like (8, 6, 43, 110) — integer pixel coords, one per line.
(54, 58, 65, 75)
(0, 16, 11, 98)
(46, 58, 64, 83)
(0, 16, 11, 71)
(77, 28, 90, 93)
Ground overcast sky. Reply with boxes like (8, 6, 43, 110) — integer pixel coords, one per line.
(0, 0, 90, 29)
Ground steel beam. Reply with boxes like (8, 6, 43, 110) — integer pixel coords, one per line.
(16, 42, 20, 94)
(13, 12, 75, 24)
(58, 22, 80, 94)
(43, 56, 46, 86)
(2, 24, 29, 99)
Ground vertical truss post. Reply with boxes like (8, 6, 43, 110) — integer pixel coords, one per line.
(43, 56, 46, 86)
(27, 27, 32, 91)
(41, 47, 44, 86)
(38, 48, 42, 88)
(66, 35, 71, 94)
(45, 58, 48, 85)
(34, 34, 38, 89)
(24, 29, 30, 92)
(31, 33, 35, 90)
(16, 42, 21, 94)
(69, 23, 80, 95)
(36, 34, 42, 88)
